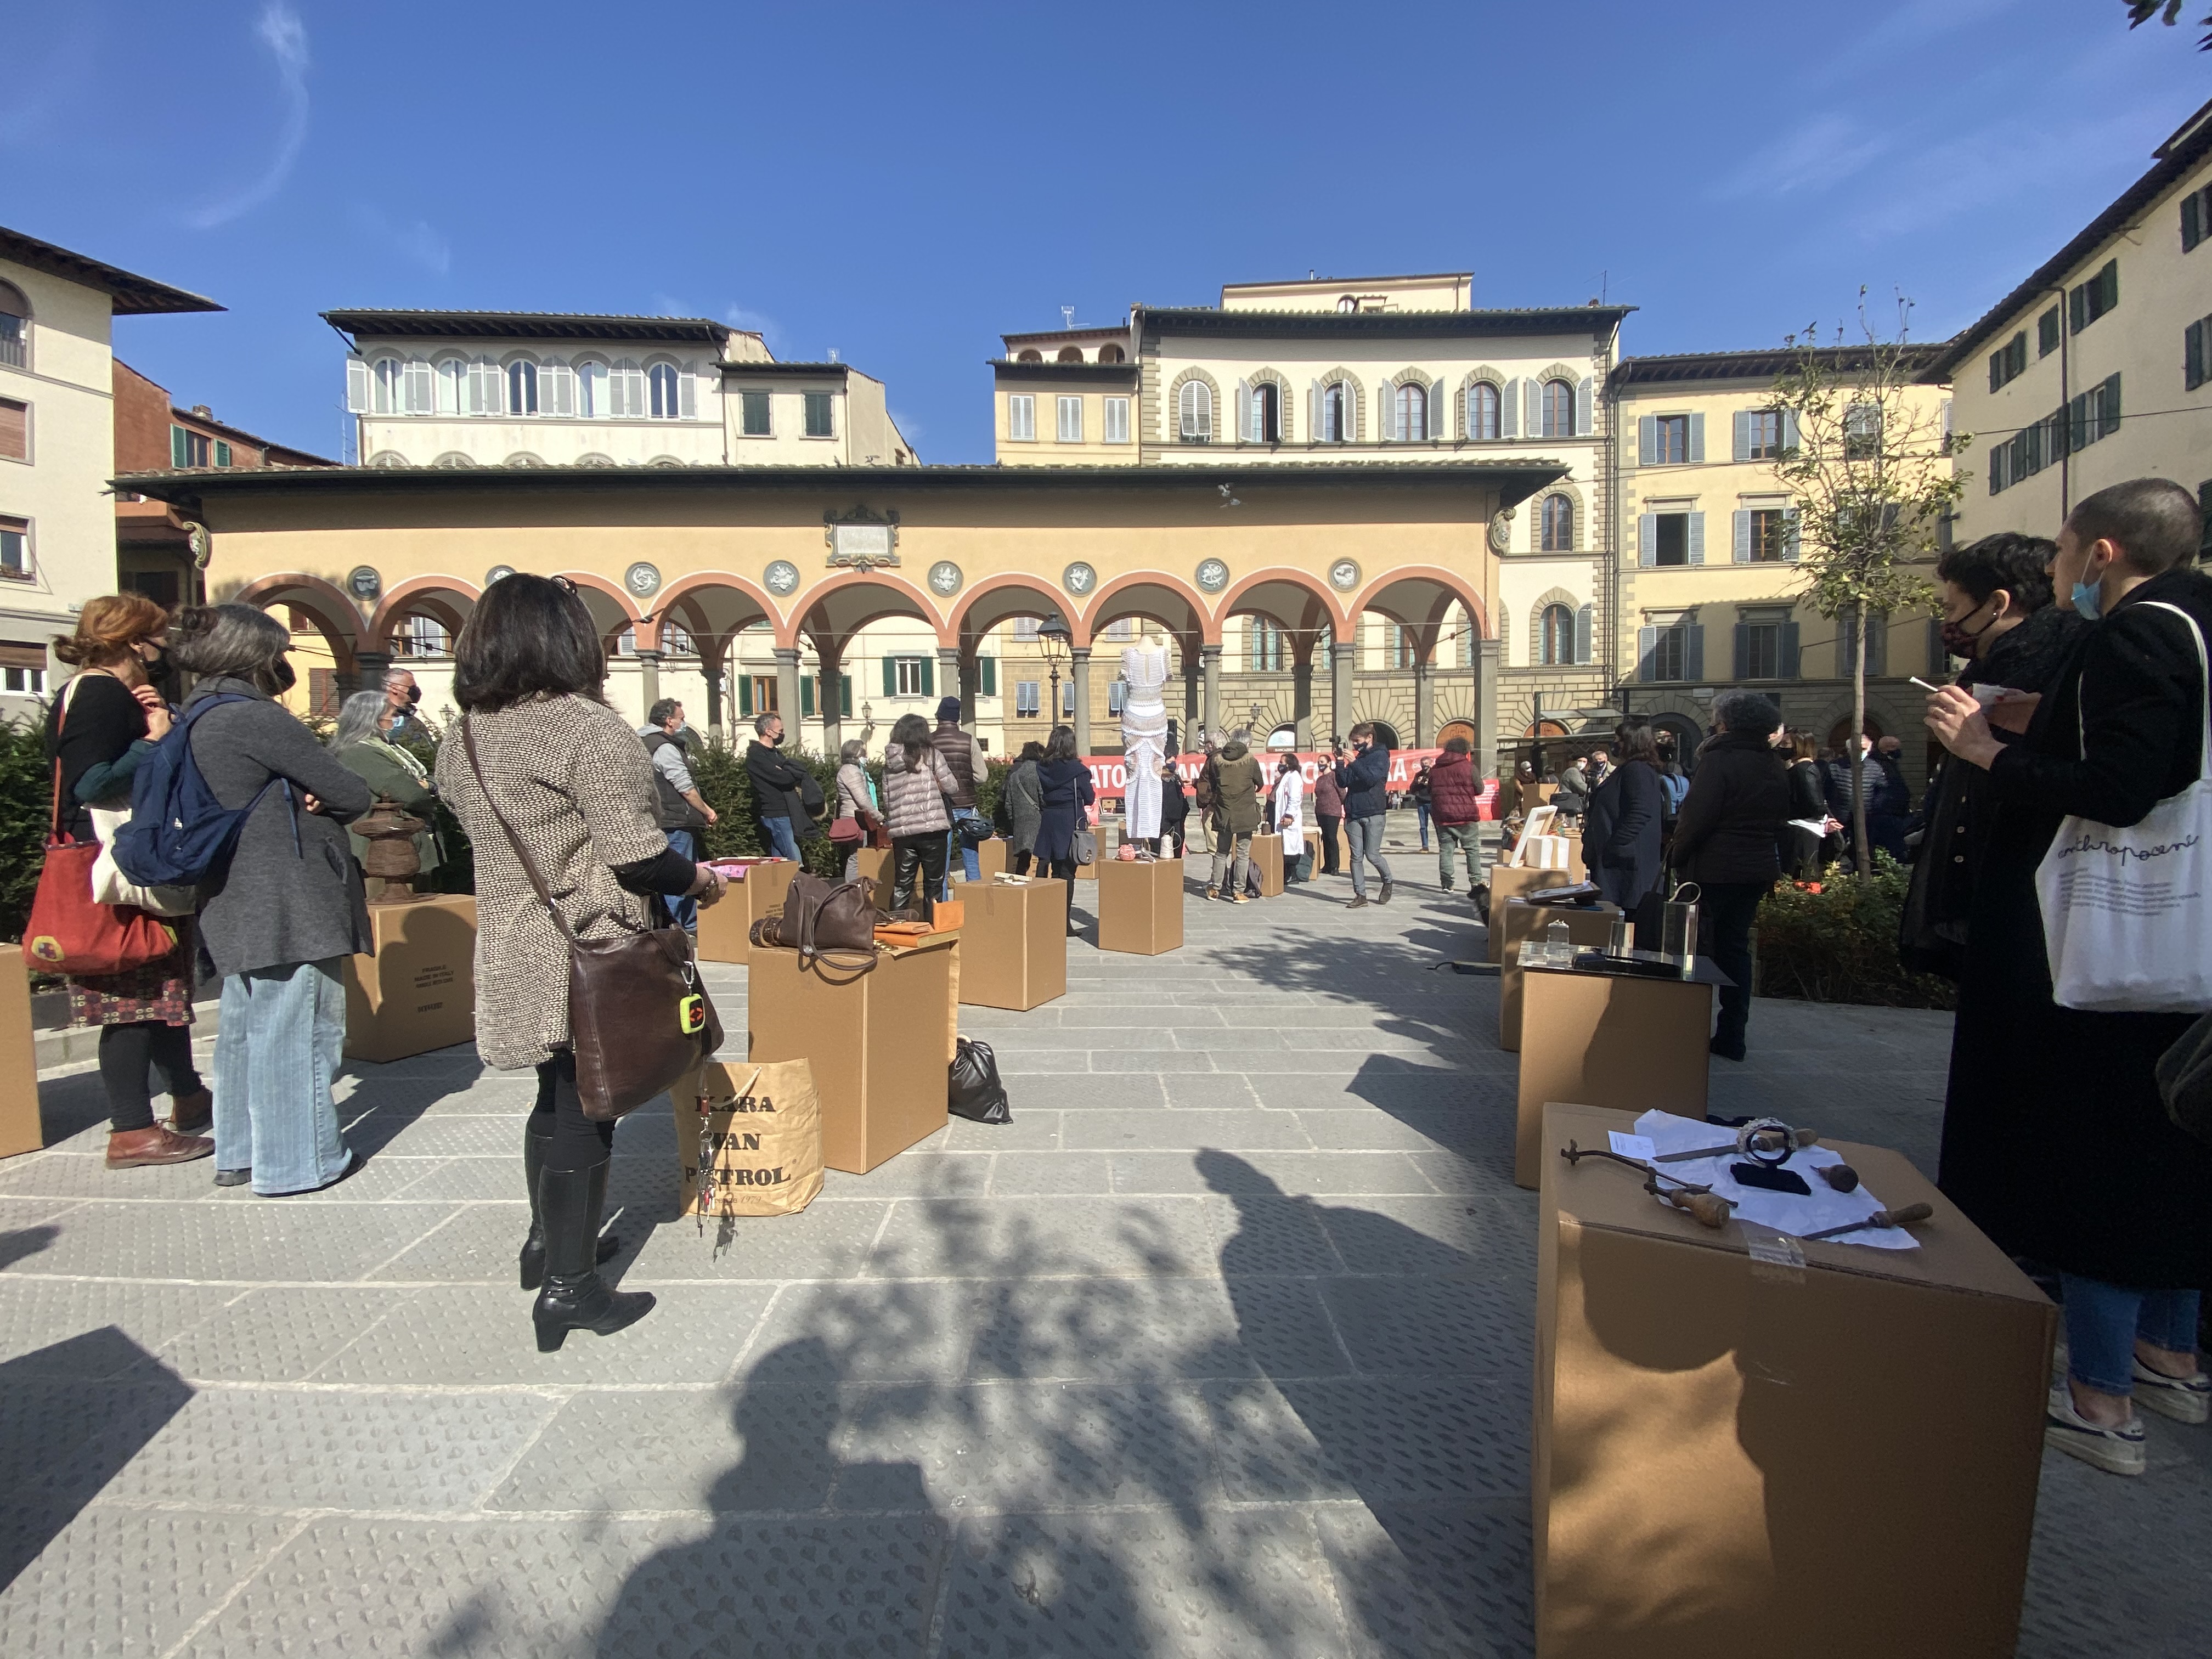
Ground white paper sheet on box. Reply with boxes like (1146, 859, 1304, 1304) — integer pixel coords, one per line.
(1632, 1109, 1918, 1250)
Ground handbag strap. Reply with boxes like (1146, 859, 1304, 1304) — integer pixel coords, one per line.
(459, 713, 584, 949)
(2134, 602, 2212, 785)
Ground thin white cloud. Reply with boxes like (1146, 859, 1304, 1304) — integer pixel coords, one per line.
(351, 205, 451, 275)
(0, 17, 101, 147)
(1713, 114, 1892, 201)
(183, 3, 309, 230)
(1816, 0, 2020, 83)
(651, 292, 694, 317)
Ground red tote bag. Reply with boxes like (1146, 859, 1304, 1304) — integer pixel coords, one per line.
(24, 704, 178, 977)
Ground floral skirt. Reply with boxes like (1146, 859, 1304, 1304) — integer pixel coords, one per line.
(66, 917, 198, 1028)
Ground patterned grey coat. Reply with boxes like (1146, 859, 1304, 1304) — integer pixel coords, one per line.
(434, 695, 667, 1070)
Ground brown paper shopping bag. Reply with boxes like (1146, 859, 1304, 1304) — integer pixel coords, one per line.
(679, 1058, 825, 1220)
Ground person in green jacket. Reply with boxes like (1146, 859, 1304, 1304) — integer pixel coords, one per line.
(1207, 730, 1266, 902)
(329, 690, 442, 885)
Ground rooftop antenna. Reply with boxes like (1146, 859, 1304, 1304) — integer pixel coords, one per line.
(1061, 306, 1075, 329)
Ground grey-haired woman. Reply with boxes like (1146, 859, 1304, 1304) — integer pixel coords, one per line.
(172, 604, 376, 1195)
(329, 689, 441, 887)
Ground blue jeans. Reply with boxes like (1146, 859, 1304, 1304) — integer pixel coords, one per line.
(2062, 1274, 2202, 1395)
(947, 806, 985, 894)
(1345, 815, 1392, 898)
(1415, 802, 1432, 849)
(761, 815, 802, 863)
(664, 828, 698, 930)
(214, 958, 351, 1195)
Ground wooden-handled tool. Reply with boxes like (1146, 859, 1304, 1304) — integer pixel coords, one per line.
(1652, 1125, 1819, 1164)
(1655, 1187, 1735, 1229)
(1800, 1202, 1933, 1242)
(1559, 1141, 1735, 1230)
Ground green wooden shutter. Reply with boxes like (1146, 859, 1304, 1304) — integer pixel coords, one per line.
(213, 441, 232, 467)
(919, 657, 934, 695)
(1780, 623, 1802, 679)
(1685, 627, 1705, 683)
(840, 675, 853, 717)
(1732, 625, 1750, 679)
(800, 675, 815, 717)
(2188, 191, 2204, 253)
(738, 676, 753, 716)
(170, 426, 187, 467)
(979, 655, 996, 696)
(882, 656, 896, 697)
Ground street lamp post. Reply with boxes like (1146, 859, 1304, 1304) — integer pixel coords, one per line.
(1038, 612, 1072, 735)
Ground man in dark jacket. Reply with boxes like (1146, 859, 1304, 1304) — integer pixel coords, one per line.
(1669, 690, 1790, 1062)
(1582, 723, 1666, 912)
(1333, 723, 1393, 908)
(1427, 737, 1486, 893)
(930, 697, 990, 890)
(744, 713, 814, 862)
(1207, 732, 1265, 901)
(640, 698, 714, 930)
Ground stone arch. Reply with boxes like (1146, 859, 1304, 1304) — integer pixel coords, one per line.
(1244, 368, 1295, 443)
(1527, 587, 1582, 669)
(1164, 365, 1222, 444)
(649, 572, 781, 656)
(228, 572, 363, 676)
(366, 577, 483, 654)
(1310, 366, 1368, 443)
(1082, 570, 1213, 648)
(1534, 360, 1584, 386)
(1458, 367, 1507, 441)
(366, 450, 411, 468)
(953, 574, 1074, 646)
(1532, 478, 1587, 552)
(544, 570, 645, 646)
(786, 570, 949, 652)
(1352, 565, 1490, 641)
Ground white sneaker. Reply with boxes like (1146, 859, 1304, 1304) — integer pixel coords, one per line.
(2132, 1359, 2212, 1425)
(2045, 1383, 2147, 1475)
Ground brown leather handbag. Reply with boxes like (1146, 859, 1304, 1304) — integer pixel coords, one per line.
(462, 718, 723, 1121)
(749, 871, 882, 973)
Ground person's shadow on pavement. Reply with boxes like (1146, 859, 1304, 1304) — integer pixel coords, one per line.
(1196, 1147, 1534, 1658)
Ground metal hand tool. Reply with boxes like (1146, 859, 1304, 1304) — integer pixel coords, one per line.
(1559, 1140, 1735, 1229)
(1652, 1125, 1820, 1164)
(1799, 1202, 1933, 1242)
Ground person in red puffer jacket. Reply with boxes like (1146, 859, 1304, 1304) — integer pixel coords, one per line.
(1427, 736, 1486, 892)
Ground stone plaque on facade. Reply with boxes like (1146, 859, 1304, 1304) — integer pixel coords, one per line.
(625, 561, 662, 598)
(348, 566, 382, 601)
(825, 507, 901, 572)
(1195, 558, 1230, 594)
(928, 560, 963, 597)
(1328, 557, 1361, 592)
(1062, 562, 1097, 596)
(764, 560, 800, 596)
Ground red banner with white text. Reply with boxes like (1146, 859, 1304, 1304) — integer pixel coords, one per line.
(1078, 749, 1500, 819)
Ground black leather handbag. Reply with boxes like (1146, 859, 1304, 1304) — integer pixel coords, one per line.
(949, 1037, 1011, 1124)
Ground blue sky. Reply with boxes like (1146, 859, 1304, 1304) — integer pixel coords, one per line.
(7, 0, 2206, 465)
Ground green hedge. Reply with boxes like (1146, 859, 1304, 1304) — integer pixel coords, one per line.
(0, 717, 50, 942)
(1752, 856, 1957, 1010)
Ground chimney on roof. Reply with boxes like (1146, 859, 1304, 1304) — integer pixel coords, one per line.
(191, 404, 212, 417)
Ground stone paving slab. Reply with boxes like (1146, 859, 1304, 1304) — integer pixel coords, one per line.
(0, 846, 2203, 1655)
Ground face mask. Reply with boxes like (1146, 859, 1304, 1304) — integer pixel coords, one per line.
(1938, 604, 2000, 658)
(407, 685, 421, 706)
(2070, 580, 2102, 620)
(272, 657, 297, 693)
(139, 644, 171, 677)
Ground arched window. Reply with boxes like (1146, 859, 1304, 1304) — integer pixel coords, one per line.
(1467, 382, 1500, 441)
(609, 359, 647, 419)
(1540, 603, 1576, 666)
(647, 362, 683, 419)
(431, 452, 475, 469)
(575, 452, 617, 467)
(1017, 349, 1042, 362)
(1098, 343, 1124, 363)
(371, 356, 405, 414)
(1178, 380, 1212, 442)
(1394, 382, 1427, 442)
(1251, 382, 1280, 443)
(366, 450, 411, 468)
(575, 359, 608, 419)
(0, 280, 29, 368)
(1056, 346, 1084, 363)
(1322, 381, 1350, 443)
(435, 356, 466, 415)
(504, 452, 544, 467)
(1336, 295, 1358, 312)
(1541, 494, 1575, 550)
(465, 357, 503, 416)
(1542, 377, 1576, 438)
(505, 358, 539, 416)
(538, 358, 575, 417)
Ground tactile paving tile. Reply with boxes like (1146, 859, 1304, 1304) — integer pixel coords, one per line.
(625, 1197, 892, 1284)
(1200, 1193, 1348, 1276)
(155, 1286, 415, 1383)
(2017, 1447, 2212, 1657)
(0, 1150, 223, 1200)
(937, 1508, 1349, 1658)
(987, 1152, 1115, 1196)
(0, 1200, 461, 1283)
(1314, 1195, 1533, 1280)
(0, 1505, 300, 1658)
(1320, 1277, 1531, 1376)
(337, 1112, 535, 1159)
(863, 1197, 1218, 1280)
(747, 1279, 975, 1381)
(0, 1278, 236, 1373)
(489, 1384, 832, 1514)
(101, 1386, 561, 1511)
(1248, 1376, 1525, 1505)
(0, 1360, 195, 1588)
(1313, 1500, 1534, 1659)
(962, 1277, 1271, 1383)
(1061, 1109, 1316, 1152)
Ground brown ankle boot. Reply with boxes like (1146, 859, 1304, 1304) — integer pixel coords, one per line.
(107, 1125, 215, 1169)
(168, 1087, 213, 1135)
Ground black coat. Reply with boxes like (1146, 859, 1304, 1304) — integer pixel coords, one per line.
(1668, 729, 1790, 888)
(1032, 757, 1095, 864)
(1582, 759, 1664, 909)
(1901, 604, 2090, 978)
(1940, 566, 2212, 1287)
(744, 740, 811, 824)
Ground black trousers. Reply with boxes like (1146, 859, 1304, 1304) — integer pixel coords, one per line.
(99, 1021, 202, 1133)
(1316, 815, 1342, 873)
(1046, 856, 1077, 925)
(1012, 849, 1033, 876)
(1700, 881, 1768, 1046)
(531, 1051, 615, 1171)
(891, 832, 949, 918)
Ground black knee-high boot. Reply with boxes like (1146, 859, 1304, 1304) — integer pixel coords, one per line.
(519, 1121, 619, 1291)
(532, 1154, 653, 1351)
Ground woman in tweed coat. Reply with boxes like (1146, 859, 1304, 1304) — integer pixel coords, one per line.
(436, 575, 726, 1352)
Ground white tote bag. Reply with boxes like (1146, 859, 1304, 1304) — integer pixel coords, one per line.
(58, 677, 196, 918)
(2035, 602, 2212, 1012)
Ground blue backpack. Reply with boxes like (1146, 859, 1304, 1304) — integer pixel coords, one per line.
(113, 695, 297, 889)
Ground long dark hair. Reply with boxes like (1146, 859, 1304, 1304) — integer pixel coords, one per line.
(1611, 721, 1661, 766)
(1043, 724, 1077, 763)
(890, 712, 931, 769)
(453, 574, 606, 712)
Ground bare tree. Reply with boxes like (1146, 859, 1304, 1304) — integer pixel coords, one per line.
(1770, 291, 1968, 877)
(2127, 1, 2212, 52)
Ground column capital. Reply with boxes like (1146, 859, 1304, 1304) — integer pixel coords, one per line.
(772, 645, 802, 666)
(355, 650, 394, 673)
(633, 647, 665, 664)
(1199, 642, 1222, 661)
(1069, 645, 1092, 661)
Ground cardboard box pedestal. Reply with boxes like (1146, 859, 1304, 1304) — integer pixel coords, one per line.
(1097, 856, 1183, 955)
(1513, 957, 1722, 1188)
(1249, 833, 1285, 896)
(695, 860, 798, 965)
(1534, 1101, 2053, 1659)
(747, 930, 958, 1174)
(956, 879, 1067, 1011)
(951, 837, 1014, 889)
(343, 895, 479, 1064)
(1498, 900, 1622, 1052)
(854, 845, 895, 910)
(1486, 863, 1593, 962)
(0, 946, 42, 1159)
